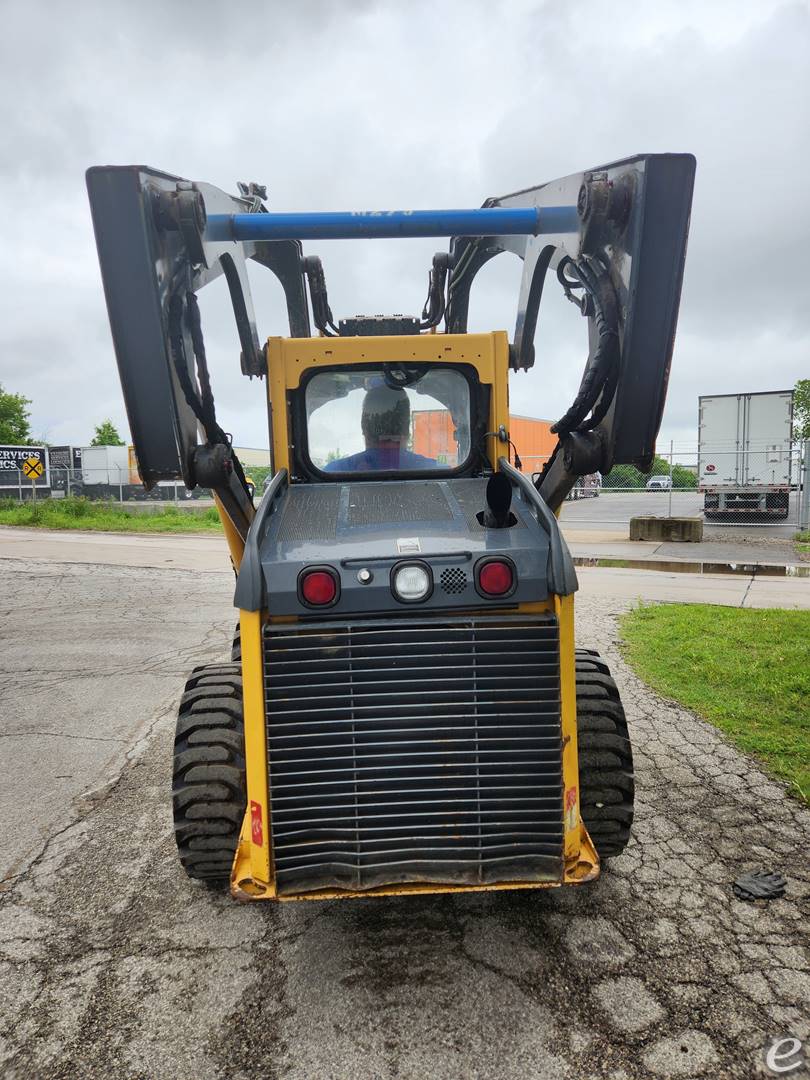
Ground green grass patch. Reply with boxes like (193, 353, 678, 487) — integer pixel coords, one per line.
(620, 603, 810, 802)
(0, 496, 223, 534)
(795, 530, 810, 557)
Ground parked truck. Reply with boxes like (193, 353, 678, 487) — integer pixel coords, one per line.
(698, 391, 793, 519)
(73, 445, 184, 500)
(48, 445, 83, 495)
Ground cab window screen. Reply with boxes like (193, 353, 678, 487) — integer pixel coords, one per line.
(305, 367, 472, 474)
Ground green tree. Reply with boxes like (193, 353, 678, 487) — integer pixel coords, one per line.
(671, 464, 697, 489)
(0, 384, 32, 444)
(602, 454, 696, 490)
(602, 463, 645, 489)
(91, 420, 125, 446)
(793, 378, 810, 441)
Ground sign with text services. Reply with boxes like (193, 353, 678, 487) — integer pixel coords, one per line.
(0, 446, 49, 488)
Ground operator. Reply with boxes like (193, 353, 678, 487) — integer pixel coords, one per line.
(324, 384, 440, 472)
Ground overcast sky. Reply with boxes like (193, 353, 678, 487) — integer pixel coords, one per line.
(2, 0, 808, 462)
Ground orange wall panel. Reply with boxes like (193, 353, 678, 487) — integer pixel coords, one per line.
(509, 415, 556, 472)
(413, 411, 555, 471)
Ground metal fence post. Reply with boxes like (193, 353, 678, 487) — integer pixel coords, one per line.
(118, 465, 124, 503)
(800, 439, 810, 532)
(668, 440, 674, 517)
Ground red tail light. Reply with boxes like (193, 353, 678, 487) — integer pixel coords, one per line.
(300, 568, 338, 606)
(477, 559, 514, 597)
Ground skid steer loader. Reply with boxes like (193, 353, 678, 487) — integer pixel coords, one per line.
(87, 154, 695, 901)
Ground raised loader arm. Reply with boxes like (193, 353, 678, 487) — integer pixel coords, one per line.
(446, 153, 696, 508)
(86, 166, 310, 541)
(87, 152, 695, 528)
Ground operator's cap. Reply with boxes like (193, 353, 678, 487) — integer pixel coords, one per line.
(361, 385, 410, 439)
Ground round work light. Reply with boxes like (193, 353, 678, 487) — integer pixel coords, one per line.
(391, 563, 432, 603)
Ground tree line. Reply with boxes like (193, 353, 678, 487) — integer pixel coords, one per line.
(602, 458, 698, 490)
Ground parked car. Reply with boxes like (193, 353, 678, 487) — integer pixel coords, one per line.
(646, 475, 672, 490)
(565, 472, 601, 500)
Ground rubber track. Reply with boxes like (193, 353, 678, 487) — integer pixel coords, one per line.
(172, 663, 246, 881)
(576, 650, 634, 858)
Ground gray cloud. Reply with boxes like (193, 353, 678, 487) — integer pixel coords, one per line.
(2, 0, 808, 459)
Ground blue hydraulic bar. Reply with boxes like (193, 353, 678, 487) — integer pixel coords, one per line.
(205, 205, 580, 243)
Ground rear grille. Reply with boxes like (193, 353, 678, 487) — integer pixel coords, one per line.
(263, 616, 563, 895)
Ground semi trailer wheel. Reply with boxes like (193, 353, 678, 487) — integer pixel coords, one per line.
(574, 649, 634, 859)
(172, 663, 246, 881)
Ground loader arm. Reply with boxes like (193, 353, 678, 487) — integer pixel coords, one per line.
(447, 154, 696, 506)
(86, 166, 310, 542)
(87, 153, 694, 525)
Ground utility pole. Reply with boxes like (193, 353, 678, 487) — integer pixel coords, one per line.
(800, 439, 810, 531)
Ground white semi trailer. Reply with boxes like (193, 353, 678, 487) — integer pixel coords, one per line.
(77, 445, 182, 499)
(698, 391, 793, 519)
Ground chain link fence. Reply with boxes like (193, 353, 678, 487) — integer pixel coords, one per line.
(522, 442, 809, 529)
(1, 465, 213, 504)
(2, 445, 808, 532)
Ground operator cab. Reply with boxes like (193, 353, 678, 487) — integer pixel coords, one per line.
(302, 364, 478, 479)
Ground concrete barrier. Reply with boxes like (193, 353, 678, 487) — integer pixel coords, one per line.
(629, 516, 703, 542)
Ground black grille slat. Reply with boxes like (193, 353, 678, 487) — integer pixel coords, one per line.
(270, 672, 556, 693)
(274, 841, 563, 866)
(264, 615, 563, 894)
(266, 698, 559, 718)
(271, 794, 564, 815)
(274, 818, 563, 836)
(266, 717, 565, 734)
(270, 736, 563, 755)
(271, 724, 560, 741)
(264, 627, 557, 646)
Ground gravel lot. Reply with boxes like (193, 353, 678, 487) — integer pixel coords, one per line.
(0, 558, 808, 1079)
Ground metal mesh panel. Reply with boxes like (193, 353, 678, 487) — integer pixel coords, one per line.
(275, 486, 340, 543)
(263, 615, 563, 895)
(346, 482, 453, 525)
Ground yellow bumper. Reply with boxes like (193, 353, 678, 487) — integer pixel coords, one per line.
(230, 814, 599, 902)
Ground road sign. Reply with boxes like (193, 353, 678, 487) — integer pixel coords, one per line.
(22, 457, 44, 479)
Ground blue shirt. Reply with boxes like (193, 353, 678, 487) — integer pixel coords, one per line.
(323, 448, 441, 473)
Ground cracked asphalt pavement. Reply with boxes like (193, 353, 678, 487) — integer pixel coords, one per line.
(1, 555, 808, 1079)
